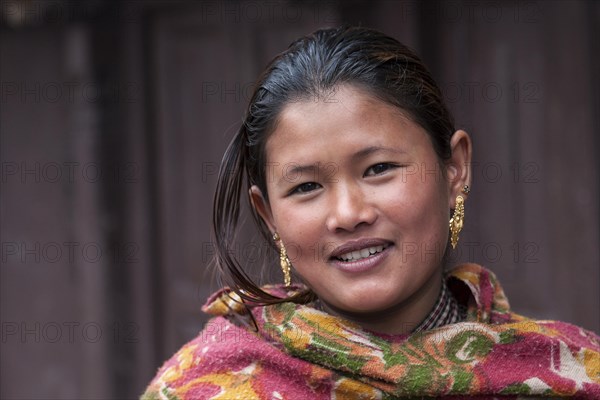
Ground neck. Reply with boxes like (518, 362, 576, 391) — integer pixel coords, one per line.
(319, 268, 444, 335)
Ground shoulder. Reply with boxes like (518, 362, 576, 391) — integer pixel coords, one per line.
(141, 316, 334, 400)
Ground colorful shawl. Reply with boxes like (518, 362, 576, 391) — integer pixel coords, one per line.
(142, 264, 600, 399)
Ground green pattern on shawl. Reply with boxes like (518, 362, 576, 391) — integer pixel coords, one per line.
(499, 328, 518, 344)
(382, 345, 409, 368)
(500, 382, 532, 395)
(445, 330, 494, 363)
(450, 365, 473, 393)
(309, 335, 368, 372)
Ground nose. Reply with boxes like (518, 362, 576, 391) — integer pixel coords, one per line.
(325, 183, 377, 233)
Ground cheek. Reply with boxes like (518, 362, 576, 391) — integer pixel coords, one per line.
(381, 177, 449, 237)
(272, 206, 322, 250)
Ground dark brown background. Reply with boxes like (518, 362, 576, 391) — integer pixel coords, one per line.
(1, 0, 598, 398)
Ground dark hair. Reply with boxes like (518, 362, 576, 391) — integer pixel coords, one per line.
(212, 26, 456, 305)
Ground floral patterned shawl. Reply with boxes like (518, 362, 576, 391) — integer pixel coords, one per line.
(142, 264, 600, 399)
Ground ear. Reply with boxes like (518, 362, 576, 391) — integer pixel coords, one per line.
(249, 185, 276, 234)
(445, 130, 472, 208)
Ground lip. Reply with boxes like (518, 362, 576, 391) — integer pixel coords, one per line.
(329, 243, 392, 273)
(329, 238, 393, 259)
(327, 238, 393, 274)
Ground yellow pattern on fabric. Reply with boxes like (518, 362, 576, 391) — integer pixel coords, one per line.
(333, 377, 382, 399)
(191, 362, 261, 399)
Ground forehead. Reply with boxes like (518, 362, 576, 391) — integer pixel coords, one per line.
(278, 85, 406, 129)
(264, 85, 429, 164)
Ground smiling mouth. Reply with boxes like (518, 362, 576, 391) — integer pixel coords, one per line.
(335, 244, 391, 262)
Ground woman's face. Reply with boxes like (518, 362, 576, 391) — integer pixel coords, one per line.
(251, 85, 470, 330)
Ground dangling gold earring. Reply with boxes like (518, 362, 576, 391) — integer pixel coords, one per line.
(449, 194, 466, 249)
(273, 232, 291, 286)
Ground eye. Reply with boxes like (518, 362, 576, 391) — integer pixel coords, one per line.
(365, 163, 398, 177)
(290, 182, 322, 195)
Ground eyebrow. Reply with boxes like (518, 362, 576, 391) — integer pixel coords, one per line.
(278, 146, 406, 184)
(352, 145, 406, 159)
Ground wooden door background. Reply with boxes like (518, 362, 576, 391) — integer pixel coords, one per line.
(1, 1, 598, 398)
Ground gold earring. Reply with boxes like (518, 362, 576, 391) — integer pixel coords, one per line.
(273, 232, 291, 286)
(449, 195, 465, 249)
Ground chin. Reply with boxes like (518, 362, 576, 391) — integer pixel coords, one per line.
(325, 290, 405, 315)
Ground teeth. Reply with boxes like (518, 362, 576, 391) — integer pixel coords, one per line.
(337, 244, 388, 262)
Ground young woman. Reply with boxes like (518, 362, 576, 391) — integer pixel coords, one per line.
(143, 27, 599, 399)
